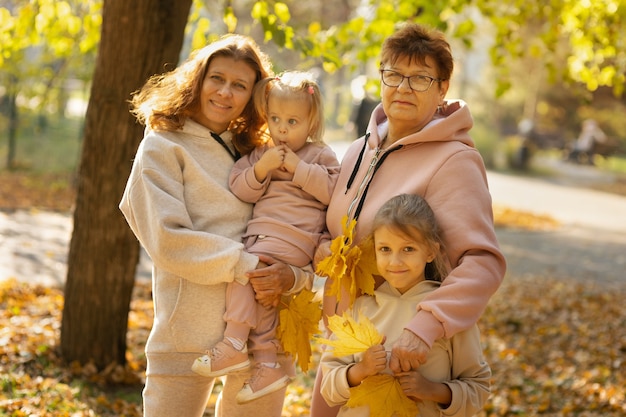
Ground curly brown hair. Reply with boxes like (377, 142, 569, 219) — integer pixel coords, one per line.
(130, 34, 274, 155)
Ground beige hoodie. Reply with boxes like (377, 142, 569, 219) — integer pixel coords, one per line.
(120, 120, 261, 373)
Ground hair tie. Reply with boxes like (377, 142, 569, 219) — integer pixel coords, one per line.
(307, 86, 314, 95)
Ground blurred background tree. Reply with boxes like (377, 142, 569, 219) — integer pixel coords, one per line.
(0, 0, 100, 169)
(0, 0, 624, 368)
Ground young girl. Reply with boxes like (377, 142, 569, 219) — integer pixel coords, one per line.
(192, 71, 340, 403)
(320, 194, 491, 416)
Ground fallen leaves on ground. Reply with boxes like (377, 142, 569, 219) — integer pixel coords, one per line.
(480, 276, 626, 416)
(493, 205, 560, 230)
(0, 172, 76, 212)
(2, 273, 625, 415)
(0, 279, 146, 416)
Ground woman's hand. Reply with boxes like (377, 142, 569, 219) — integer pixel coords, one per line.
(389, 330, 430, 373)
(246, 254, 295, 308)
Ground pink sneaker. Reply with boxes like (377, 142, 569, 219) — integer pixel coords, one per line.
(191, 341, 250, 377)
(236, 364, 290, 403)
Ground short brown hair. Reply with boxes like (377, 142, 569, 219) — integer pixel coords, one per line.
(380, 23, 453, 82)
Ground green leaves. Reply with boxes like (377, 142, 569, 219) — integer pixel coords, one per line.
(251, 1, 294, 48)
(0, 0, 101, 99)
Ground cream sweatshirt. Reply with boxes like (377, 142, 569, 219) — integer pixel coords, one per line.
(320, 281, 491, 417)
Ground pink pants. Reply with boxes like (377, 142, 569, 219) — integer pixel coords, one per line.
(222, 234, 312, 362)
(224, 280, 280, 363)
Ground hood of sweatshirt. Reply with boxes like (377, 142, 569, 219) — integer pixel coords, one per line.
(365, 99, 475, 150)
(329, 98, 480, 239)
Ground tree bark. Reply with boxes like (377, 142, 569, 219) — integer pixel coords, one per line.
(60, 0, 192, 368)
(6, 89, 17, 170)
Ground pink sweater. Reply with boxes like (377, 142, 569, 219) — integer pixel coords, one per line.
(230, 142, 340, 264)
(326, 100, 506, 347)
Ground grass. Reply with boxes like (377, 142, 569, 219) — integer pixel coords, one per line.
(0, 113, 83, 174)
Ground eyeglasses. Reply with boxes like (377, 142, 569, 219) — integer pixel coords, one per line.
(380, 69, 443, 92)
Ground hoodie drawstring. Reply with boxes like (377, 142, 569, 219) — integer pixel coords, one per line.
(210, 132, 241, 161)
(352, 145, 401, 220)
(345, 133, 369, 192)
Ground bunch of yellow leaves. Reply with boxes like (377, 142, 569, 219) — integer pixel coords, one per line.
(348, 374, 419, 417)
(316, 216, 377, 307)
(276, 289, 322, 372)
(317, 311, 418, 416)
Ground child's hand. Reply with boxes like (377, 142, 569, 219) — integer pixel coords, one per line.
(396, 369, 450, 405)
(396, 370, 426, 401)
(346, 342, 387, 386)
(254, 146, 286, 182)
(360, 344, 388, 376)
(281, 146, 300, 173)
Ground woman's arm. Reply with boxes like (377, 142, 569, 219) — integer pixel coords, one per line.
(392, 150, 506, 371)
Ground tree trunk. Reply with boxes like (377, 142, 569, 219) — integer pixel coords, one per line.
(6, 84, 18, 170)
(60, 0, 192, 369)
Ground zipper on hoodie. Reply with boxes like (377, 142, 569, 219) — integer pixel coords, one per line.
(345, 137, 401, 225)
(346, 146, 382, 225)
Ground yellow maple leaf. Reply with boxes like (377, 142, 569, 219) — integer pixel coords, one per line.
(276, 289, 322, 372)
(316, 216, 376, 306)
(316, 310, 383, 357)
(316, 216, 356, 282)
(347, 374, 419, 417)
(350, 235, 377, 299)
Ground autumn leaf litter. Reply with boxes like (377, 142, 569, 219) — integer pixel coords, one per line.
(1, 200, 625, 415)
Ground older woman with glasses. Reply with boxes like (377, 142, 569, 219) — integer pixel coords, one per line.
(311, 23, 506, 416)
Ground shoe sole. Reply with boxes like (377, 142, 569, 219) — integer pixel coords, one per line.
(236, 375, 290, 404)
(191, 358, 251, 378)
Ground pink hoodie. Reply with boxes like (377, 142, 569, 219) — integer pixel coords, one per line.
(326, 99, 506, 347)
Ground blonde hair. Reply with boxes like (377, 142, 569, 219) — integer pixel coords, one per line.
(252, 70, 325, 143)
(130, 34, 273, 156)
(372, 193, 448, 281)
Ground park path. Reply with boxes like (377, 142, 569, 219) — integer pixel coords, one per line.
(1, 144, 625, 288)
